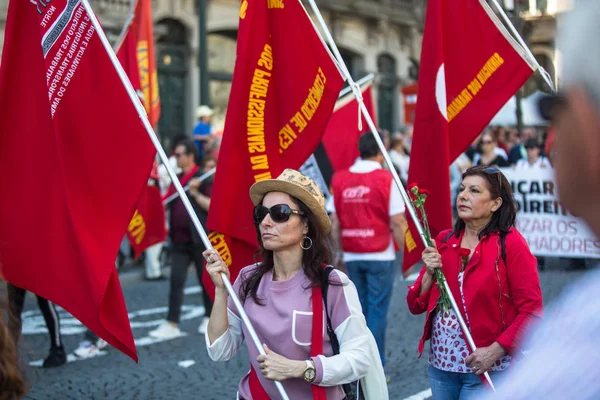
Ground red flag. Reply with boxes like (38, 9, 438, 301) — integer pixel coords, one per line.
(117, 0, 165, 257)
(322, 83, 376, 172)
(203, 0, 344, 297)
(126, 179, 166, 258)
(115, 0, 160, 126)
(402, 0, 535, 274)
(0, 0, 157, 361)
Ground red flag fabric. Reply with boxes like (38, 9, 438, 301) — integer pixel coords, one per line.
(322, 84, 376, 172)
(0, 0, 157, 361)
(402, 0, 535, 273)
(203, 0, 344, 297)
(115, 0, 160, 126)
(117, 1, 165, 258)
(126, 183, 166, 258)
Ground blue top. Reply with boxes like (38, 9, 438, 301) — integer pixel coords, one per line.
(193, 121, 211, 159)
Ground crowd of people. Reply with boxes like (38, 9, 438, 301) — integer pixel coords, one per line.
(4, 2, 600, 398)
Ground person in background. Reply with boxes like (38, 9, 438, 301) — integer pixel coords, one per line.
(149, 139, 214, 339)
(193, 105, 215, 163)
(0, 297, 27, 399)
(515, 138, 549, 169)
(6, 283, 67, 368)
(407, 166, 543, 399)
(473, 131, 509, 167)
(508, 127, 536, 166)
(482, 2, 600, 398)
(389, 133, 410, 184)
(329, 132, 407, 368)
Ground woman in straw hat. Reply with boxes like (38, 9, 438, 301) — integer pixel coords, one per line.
(204, 169, 388, 399)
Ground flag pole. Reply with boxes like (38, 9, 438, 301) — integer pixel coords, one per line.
(305, 0, 496, 391)
(338, 73, 374, 98)
(488, 0, 556, 93)
(112, 0, 138, 51)
(79, 2, 290, 398)
(163, 168, 216, 205)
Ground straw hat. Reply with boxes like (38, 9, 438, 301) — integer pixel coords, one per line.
(250, 169, 330, 234)
(196, 105, 214, 119)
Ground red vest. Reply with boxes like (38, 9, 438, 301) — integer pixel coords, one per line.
(332, 168, 392, 253)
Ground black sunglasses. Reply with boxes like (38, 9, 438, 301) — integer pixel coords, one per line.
(538, 94, 565, 121)
(253, 204, 305, 224)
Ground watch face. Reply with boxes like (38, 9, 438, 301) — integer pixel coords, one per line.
(305, 368, 316, 382)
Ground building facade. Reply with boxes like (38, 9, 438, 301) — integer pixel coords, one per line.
(0, 0, 423, 149)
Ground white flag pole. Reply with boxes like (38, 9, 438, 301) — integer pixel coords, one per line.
(163, 167, 216, 205)
(305, 0, 496, 391)
(80, 2, 290, 398)
(488, 0, 556, 93)
(112, 0, 137, 50)
(338, 72, 374, 99)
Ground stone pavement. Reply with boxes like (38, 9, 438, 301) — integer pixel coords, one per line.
(18, 268, 587, 399)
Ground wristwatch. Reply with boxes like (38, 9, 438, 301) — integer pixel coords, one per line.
(303, 359, 316, 383)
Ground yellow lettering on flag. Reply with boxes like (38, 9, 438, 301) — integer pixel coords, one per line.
(128, 210, 146, 245)
(447, 52, 505, 122)
(246, 44, 273, 182)
(405, 228, 417, 253)
(137, 41, 150, 114)
(240, 0, 248, 19)
(267, 0, 284, 9)
(209, 232, 232, 266)
(278, 68, 328, 153)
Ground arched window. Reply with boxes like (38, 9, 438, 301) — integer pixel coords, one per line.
(377, 54, 399, 132)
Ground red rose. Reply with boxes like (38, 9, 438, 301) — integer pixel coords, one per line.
(459, 248, 471, 258)
(419, 188, 430, 196)
(409, 183, 419, 191)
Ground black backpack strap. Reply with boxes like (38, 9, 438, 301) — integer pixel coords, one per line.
(321, 266, 355, 399)
(442, 231, 454, 244)
(321, 266, 340, 354)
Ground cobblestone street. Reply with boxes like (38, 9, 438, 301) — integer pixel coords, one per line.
(19, 267, 586, 399)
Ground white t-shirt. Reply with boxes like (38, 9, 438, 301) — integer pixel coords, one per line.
(515, 156, 550, 169)
(327, 159, 405, 262)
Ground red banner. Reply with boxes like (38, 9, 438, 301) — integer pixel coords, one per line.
(115, 0, 160, 126)
(127, 183, 166, 258)
(402, 0, 534, 273)
(322, 84, 376, 172)
(203, 0, 344, 297)
(0, 0, 157, 361)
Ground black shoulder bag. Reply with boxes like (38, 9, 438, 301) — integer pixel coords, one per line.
(321, 266, 362, 400)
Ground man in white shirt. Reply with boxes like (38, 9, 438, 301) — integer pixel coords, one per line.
(483, 2, 600, 398)
(328, 132, 407, 367)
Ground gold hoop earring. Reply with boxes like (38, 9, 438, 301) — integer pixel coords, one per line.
(300, 236, 313, 250)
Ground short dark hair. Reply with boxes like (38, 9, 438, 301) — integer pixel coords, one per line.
(358, 132, 382, 159)
(453, 166, 517, 239)
(175, 138, 199, 161)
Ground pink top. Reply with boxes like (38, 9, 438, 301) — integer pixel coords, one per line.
(206, 264, 375, 399)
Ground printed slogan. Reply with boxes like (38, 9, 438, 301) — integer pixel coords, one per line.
(501, 168, 600, 258)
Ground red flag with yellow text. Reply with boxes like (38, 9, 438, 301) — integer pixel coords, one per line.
(117, 0, 165, 257)
(322, 83, 376, 172)
(0, 0, 158, 361)
(402, 0, 535, 274)
(203, 0, 344, 299)
(115, 0, 160, 126)
(126, 164, 166, 258)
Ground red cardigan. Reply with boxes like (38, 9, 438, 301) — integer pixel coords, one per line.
(407, 228, 543, 357)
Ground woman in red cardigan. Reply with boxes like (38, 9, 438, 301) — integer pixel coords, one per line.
(406, 166, 543, 399)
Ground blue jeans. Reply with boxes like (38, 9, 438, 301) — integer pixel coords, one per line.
(428, 365, 504, 400)
(345, 260, 395, 366)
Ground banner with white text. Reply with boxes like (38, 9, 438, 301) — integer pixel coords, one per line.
(501, 167, 600, 258)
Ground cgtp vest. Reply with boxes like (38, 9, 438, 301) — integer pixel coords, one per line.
(332, 169, 392, 253)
